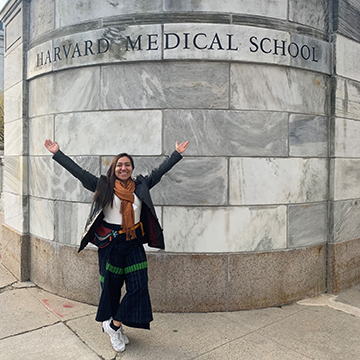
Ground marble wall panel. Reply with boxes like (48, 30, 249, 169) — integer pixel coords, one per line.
(102, 62, 229, 109)
(163, 24, 290, 66)
(336, 35, 360, 83)
(289, 114, 328, 157)
(30, 0, 54, 41)
(4, 119, 26, 156)
(27, 40, 53, 79)
(230, 158, 327, 205)
(55, 110, 162, 156)
(55, 0, 163, 28)
(334, 118, 360, 157)
(289, 0, 329, 32)
(29, 197, 54, 240)
(291, 34, 331, 75)
(28, 67, 101, 117)
(50, 25, 162, 73)
(336, 0, 360, 43)
(4, 192, 28, 233)
(29, 116, 54, 156)
(4, 156, 27, 195)
(163, 206, 287, 252)
(4, 81, 22, 122)
(54, 201, 91, 246)
(4, 43, 22, 91)
(133, 157, 228, 206)
(29, 156, 99, 202)
(335, 78, 360, 121)
(163, 110, 288, 157)
(332, 159, 360, 201)
(288, 203, 327, 248)
(5, 6, 22, 51)
(230, 64, 328, 115)
(333, 199, 360, 243)
(164, 0, 288, 19)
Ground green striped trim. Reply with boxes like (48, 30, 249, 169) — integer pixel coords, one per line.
(100, 275, 104, 283)
(105, 261, 148, 276)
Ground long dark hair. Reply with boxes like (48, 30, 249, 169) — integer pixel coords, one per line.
(94, 153, 135, 208)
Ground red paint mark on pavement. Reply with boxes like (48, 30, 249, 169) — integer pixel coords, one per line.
(63, 304, 74, 308)
(41, 299, 64, 318)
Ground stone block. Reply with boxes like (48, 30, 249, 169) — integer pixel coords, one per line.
(230, 158, 327, 205)
(164, 0, 288, 19)
(102, 62, 229, 109)
(28, 67, 101, 117)
(334, 118, 360, 157)
(332, 199, 360, 243)
(291, 34, 331, 74)
(133, 157, 228, 206)
(335, 78, 360, 121)
(29, 0, 54, 41)
(5, 5, 22, 51)
(3, 156, 28, 195)
(336, 0, 360, 43)
(4, 81, 22, 122)
(55, 110, 162, 156)
(1, 224, 29, 281)
(27, 40, 53, 79)
(29, 115, 54, 156)
(4, 43, 22, 91)
(336, 35, 360, 83)
(29, 155, 99, 202)
(147, 252, 229, 312)
(29, 197, 54, 240)
(328, 238, 360, 293)
(163, 110, 288, 157)
(331, 158, 360, 200)
(163, 23, 291, 66)
(289, 114, 328, 157)
(163, 206, 287, 252)
(54, 201, 91, 246)
(289, 0, 330, 32)
(29, 236, 100, 305)
(228, 245, 326, 310)
(231, 64, 328, 115)
(4, 119, 26, 156)
(288, 203, 327, 248)
(55, 0, 163, 28)
(4, 192, 28, 233)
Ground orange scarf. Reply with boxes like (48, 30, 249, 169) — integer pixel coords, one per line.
(113, 179, 136, 240)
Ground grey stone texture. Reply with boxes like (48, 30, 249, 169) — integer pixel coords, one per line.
(5, 5, 22, 51)
(1, 225, 29, 281)
(289, 0, 330, 32)
(230, 64, 329, 114)
(334, 118, 360, 158)
(30, 0, 55, 42)
(288, 203, 327, 248)
(332, 199, 360, 243)
(335, 0, 360, 42)
(289, 114, 328, 157)
(336, 35, 360, 83)
(328, 238, 360, 293)
(163, 110, 288, 157)
(335, 78, 360, 121)
(4, 43, 23, 91)
(133, 157, 228, 206)
(102, 62, 229, 109)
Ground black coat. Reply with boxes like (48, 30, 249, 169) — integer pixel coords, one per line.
(52, 150, 183, 252)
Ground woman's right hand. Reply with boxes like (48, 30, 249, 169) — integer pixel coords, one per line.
(44, 139, 60, 154)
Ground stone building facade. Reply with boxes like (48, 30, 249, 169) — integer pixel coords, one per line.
(0, 0, 360, 311)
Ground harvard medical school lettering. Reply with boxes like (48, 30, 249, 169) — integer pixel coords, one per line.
(35, 31, 321, 67)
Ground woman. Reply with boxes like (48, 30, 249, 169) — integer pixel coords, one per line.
(44, 139, 189, 352)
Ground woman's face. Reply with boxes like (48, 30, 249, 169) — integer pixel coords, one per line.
(115, 156, 133, 183)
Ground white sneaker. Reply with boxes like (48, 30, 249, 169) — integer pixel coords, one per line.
(120, 325, 129, 345)
(102, 319, 125, 352)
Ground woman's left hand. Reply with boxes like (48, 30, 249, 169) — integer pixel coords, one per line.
(176, 141, 189, 154)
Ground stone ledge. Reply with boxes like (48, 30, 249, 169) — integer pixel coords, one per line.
(28, 234, 327, 312)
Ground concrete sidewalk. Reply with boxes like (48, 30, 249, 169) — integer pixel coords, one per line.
(1, 263, 360, 360)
